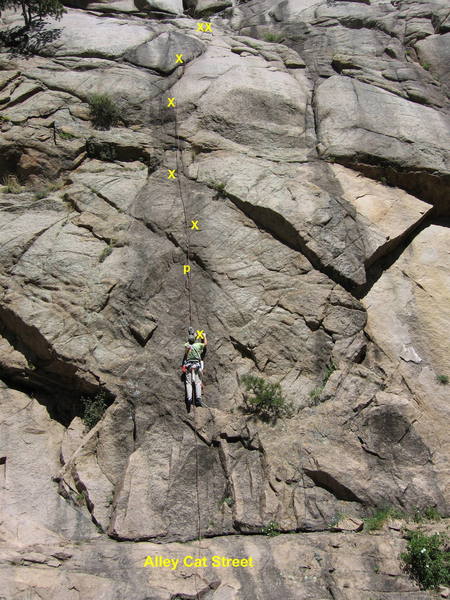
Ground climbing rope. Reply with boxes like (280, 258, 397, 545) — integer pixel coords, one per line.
(169, 55, 203, 600)
(173, 94, 193, 329)
(171, 46, 222, 599)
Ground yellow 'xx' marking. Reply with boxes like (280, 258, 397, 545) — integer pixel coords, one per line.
(197, 22, 212, 32)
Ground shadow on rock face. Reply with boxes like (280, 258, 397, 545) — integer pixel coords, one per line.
(0, 21, 63, 58)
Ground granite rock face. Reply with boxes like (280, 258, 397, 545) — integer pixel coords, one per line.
(0, 0, 449, 598)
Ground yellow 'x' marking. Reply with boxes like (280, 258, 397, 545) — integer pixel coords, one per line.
(167, 97, 175, 108)
(197, 22, 212, 32)
(175, 54, 183, 63)
(168, 170, 176, 179)
(191, 220, 199, 230)
(196, 329, 205, 339)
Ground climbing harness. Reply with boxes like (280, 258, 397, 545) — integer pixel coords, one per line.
(183, 349, 204, 406)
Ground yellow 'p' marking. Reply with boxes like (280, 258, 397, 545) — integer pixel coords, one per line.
(167, 97, 176, 108)
(168, 169, 176, 179)
(176, 54, 183, 64)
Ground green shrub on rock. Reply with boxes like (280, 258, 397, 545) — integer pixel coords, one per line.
(241, 374, 291, 421)
(261, 521, 280, 536)
(82, 390, 108, 430)
(401, 531, 449, 589)
(99, 242, 114, 263)
(88, 94, 121, 130)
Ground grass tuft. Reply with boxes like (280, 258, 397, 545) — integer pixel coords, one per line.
(211, 181, 226, 193)
(58, 130, 77, 140)
(308, 361, 336, 405)
(363, 506, 443, 531)
(33, 178, 64, 200)
(88, 93, 121, 130)
(2, 174, 22, 193)
(412, 507, 443, 523)
(364, 507, 405, 531)
(263, 32, 284, 43)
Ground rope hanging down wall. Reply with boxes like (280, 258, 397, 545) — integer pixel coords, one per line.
(159, 20, 215, 600)
(173, 88, 193, 329)
(164, 23, 215, 330)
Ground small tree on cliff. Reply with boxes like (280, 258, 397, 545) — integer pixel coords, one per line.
(0, 0, 65, 30)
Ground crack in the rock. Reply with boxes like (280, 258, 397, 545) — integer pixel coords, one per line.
(97, 281, 118, 313)
(2, 84, 44, 110)
(303, 468, 364, 503)
(229, 335, 257, 365)
(357, 435, 386, 460)
(180, 416, 213, 447)
(340, 157, 449, 212)
(354, 213, 449, 299)
(396, 419, 417, 444)
(0, 303, 107, 424)
(3, 218, 65, 271)
(107, 520, 349, 544)
(220, 188, 358, 294)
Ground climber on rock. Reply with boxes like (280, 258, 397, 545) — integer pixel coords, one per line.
(181, 329, 207, 412)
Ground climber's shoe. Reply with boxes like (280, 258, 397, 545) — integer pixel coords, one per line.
(194, 398, 205, 408)
(185, 398, 192, 413)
